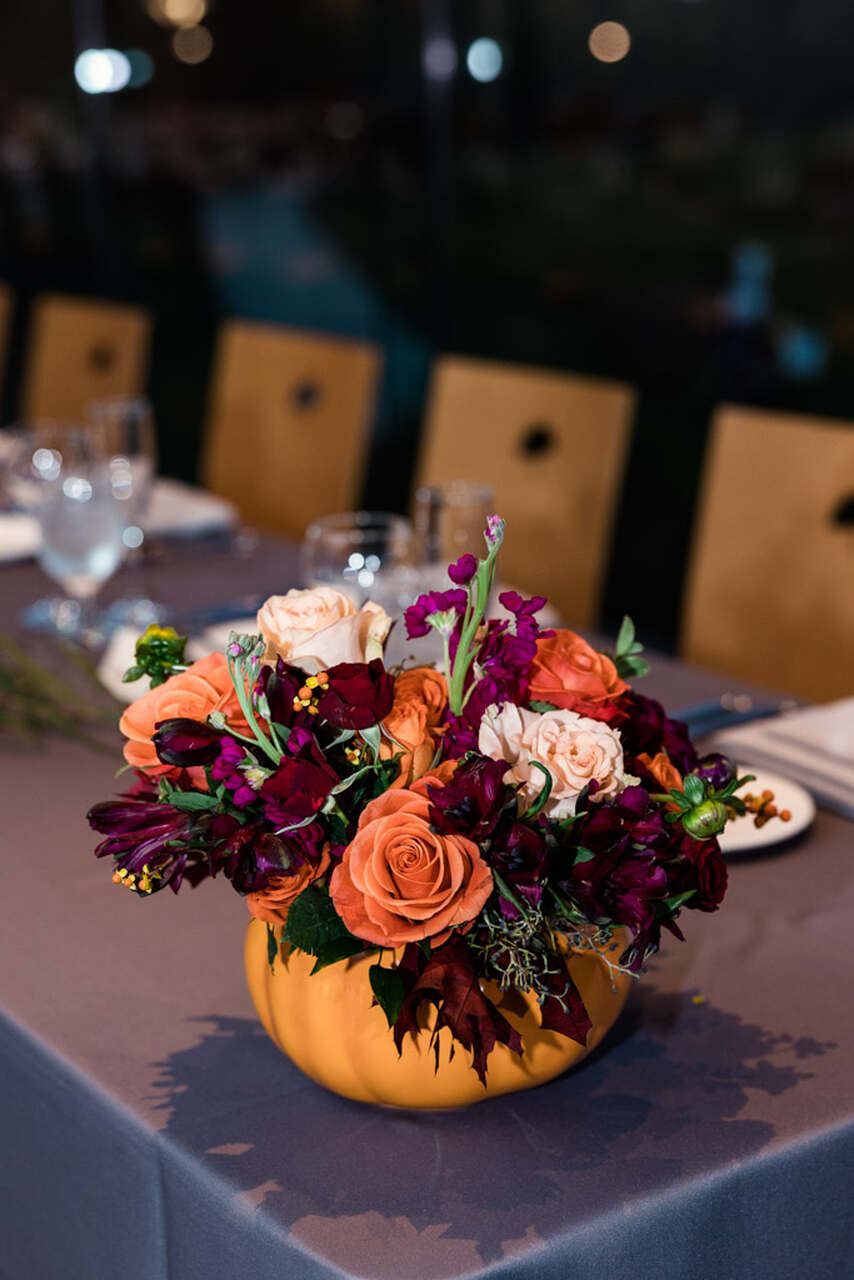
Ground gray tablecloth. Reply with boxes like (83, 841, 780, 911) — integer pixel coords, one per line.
(1, 542, 853, 1280)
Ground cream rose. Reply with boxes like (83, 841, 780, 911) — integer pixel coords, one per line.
(479, 703, 627, 819)
(257, 588, 391, 673)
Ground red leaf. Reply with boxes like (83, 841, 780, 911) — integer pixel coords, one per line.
(393, 938, 523, 1086)
(538, 967, 592, 1046)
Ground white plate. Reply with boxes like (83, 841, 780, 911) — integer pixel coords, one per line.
(718, 766, 815, 855)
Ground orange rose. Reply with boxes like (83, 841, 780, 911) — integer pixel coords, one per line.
(119, 653, 248, 774)
(381, 667, 447, 787)
(329, 774, 492, 947)
(246, 846, 332, 926)
(529, 629, 628, 711)
(637, 751, 683, 794)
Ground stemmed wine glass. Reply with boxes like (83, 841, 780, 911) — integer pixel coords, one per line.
(300, 512, 418, 613)
(5, 421, 127, 643)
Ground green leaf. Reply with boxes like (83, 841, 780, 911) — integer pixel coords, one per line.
(283, 884, 359, 957)
(660, 889, 696, 913)
(328, 764, 377, 797)
(310, 935, 368, 973)
(682, 774, 705, 806)
(616, 654, 650, 680)
(615, 615, 635, 656)
(122, 664, 144, 683)
(528, 699, 558, 714)
(368, 963, 405, 1028)
(360, 724, 382, 760)
(266, 923, 279, 969)
(168, 790, 220, 812)
(572, 845, 597, 866)
(325, 727, 355, 749)
(521, 760, 552, 819)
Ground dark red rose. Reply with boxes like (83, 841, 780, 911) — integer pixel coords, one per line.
(260, 728, 339, 829)
(153, 717, 223, 767)
(255, 659, 314, 730)
(619, 691, 699, 774)
(668, 836, 728, 912)
(316, 658, 395, 730)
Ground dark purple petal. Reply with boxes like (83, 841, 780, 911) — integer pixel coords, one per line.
(153, 718, 222, 767)
(448, 553, 477, 586)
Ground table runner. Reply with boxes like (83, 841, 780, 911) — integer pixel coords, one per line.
(1, 541, 853, 1279)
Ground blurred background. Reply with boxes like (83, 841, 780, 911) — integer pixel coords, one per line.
(0, 0, 852, 663)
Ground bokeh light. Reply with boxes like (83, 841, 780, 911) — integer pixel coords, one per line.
(126, 49, 155, 88)
(466, 37, 503, 83)
(146, 0, 207, 27)
(423, 36, 457, 81)
(588, 22, 631, 63)
(171, 25, 213, 65)
(74, 48, 132, 94)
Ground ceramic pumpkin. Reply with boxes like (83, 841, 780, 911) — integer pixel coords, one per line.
(245, 919, 633, 1108)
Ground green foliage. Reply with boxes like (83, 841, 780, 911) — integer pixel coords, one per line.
(310, 936, 369, 973)
(521, 760, 552, 819)
(613, 614, 650, 680)
(528, 699, 558, 714)
(369, 963, 405, 1027)
(126, 624, 188, 688)
(266, 923, 279, 969)
(283, 884, 360, 958)
(166, 790, 220, 813)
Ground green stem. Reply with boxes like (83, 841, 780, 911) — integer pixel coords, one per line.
(226, 656, 281, 765)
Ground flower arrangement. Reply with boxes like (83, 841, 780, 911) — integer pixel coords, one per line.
(88, 517, 750, 1085)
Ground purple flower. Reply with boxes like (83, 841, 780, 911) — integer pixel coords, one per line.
(260, 728, 339, 830)
(404, 588, 467, 640)
(152, 717, 222, 768)
(88, 796, 239, 893)
(316, 659, 395, 730)
(428, 754, 514, 841)
(620, 691, 699, 774)
(484, 514, 505, 548)
(488, 817, 549, 919)
(211, 736, 257, 808)
(448, 553, 478, 586)
(695, 752, 736, 792)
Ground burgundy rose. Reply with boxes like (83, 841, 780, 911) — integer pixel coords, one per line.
(153, 717, 222, 767)
(619, 691, 699, 774)
(316, 658, 395, 730)
(667, 834, 728, 912)
(260, 728, 338, 829)
(255, 659, 313, 730)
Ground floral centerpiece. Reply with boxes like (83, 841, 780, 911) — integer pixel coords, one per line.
(88, 516, 750, 1106)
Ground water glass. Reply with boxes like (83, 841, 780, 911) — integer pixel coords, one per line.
(7, 422, 127, 641)
(300, 512, 418, 614)
(85, 395, 157, 553)
(414, 481, 494, 570)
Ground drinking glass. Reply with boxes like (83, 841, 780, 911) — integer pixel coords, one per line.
(300, 512, 418, 614)
(7, 422, 127, 642)
(414, 480, 494, 584)
(85, 395, 157, 555)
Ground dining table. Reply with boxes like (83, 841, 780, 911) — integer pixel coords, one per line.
(1, 533, 852, 1280)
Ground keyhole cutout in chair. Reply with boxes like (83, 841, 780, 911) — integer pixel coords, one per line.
(831, 493, 854, 526)
(88, 343, 116, 374)
(520, 422, 557, 458)
(290, 380, 322, 411)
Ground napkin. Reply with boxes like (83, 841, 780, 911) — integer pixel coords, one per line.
(712, 697, 854, 819)
(0, 512, 40, 563)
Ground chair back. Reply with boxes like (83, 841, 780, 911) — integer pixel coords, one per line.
(22, 294, 151, 420)
(203, 320, 382, 538)
(417, 355, 635, 624)
(682, 404, 854, 699)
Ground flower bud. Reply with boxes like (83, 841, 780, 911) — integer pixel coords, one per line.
(682, 799, 728, 840)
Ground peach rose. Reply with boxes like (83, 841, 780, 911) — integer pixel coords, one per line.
(119, 653, 247, 774)
(479, 703, 627, 819)
(329, 774, 492, 947)
(381, 667, 447, 787)
(529, 629, 628, 712)
(637, 751, 683, 794)
(257, 588, 391, 673)
(246, 846, 332, 926)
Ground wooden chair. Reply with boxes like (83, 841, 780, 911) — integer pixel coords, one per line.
(203, 320, 383, 538)
(681, 404, 854, 700)
(21, 294, 151, 421)
(416, 355, 636, 625)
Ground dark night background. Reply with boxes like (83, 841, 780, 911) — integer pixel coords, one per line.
(1, 0, 852, 643)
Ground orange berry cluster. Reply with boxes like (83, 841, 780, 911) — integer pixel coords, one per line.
(741, 790, 792, 829)
(112, 862, 162, 894)
(292, 670, 329, 716)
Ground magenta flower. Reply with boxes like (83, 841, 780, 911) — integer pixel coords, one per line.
(448, 553, 477, 585)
